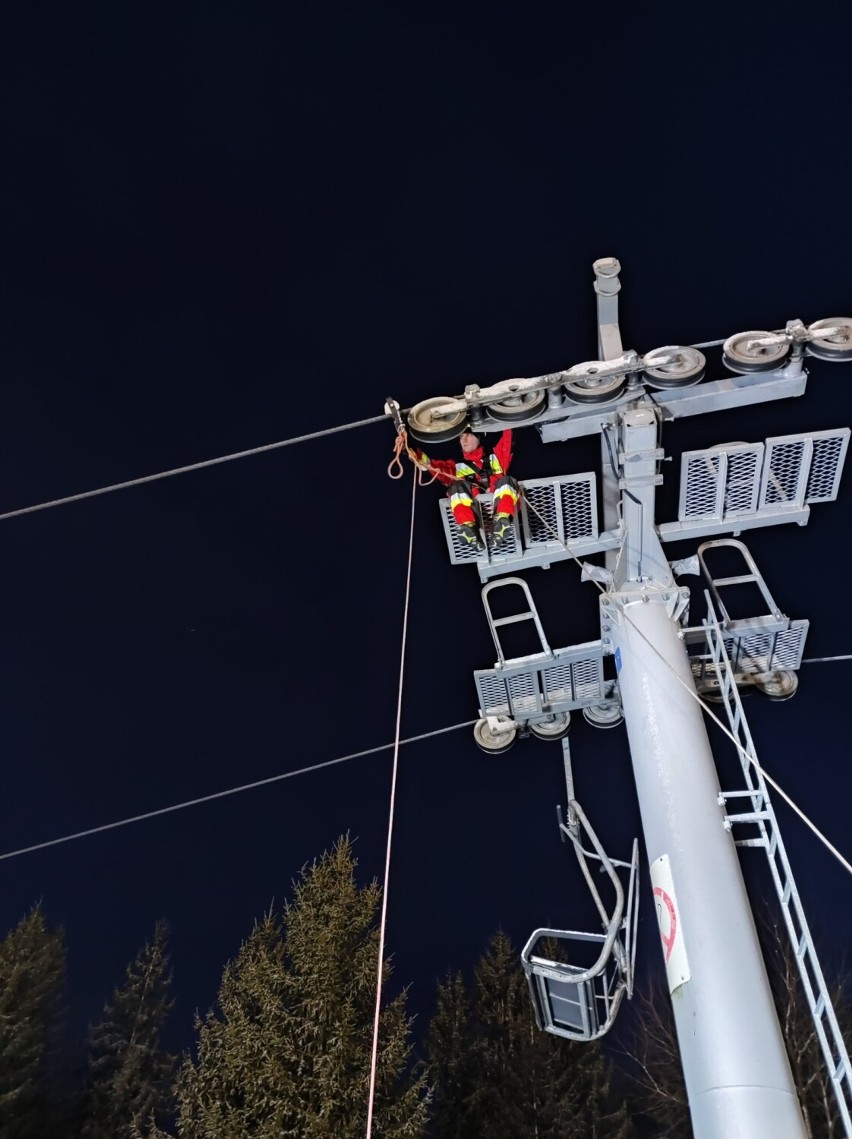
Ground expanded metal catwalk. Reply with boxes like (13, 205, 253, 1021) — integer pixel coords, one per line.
(474, 641, 608, 722)
(440, 428, 850, 581)
(685, 539, 810, 686)
(439, 471, 599, 569)
(678, 429, 850, 524)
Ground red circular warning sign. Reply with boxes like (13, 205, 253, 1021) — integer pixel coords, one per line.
(653, 885, 677, 962)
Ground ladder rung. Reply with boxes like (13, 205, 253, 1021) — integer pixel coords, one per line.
(492, 612, 536, 626)
(720, 790, 766, 811)
(713, 573, 760, 587)
(704, 600, 852, 1132)
(725, 811, 771, 824)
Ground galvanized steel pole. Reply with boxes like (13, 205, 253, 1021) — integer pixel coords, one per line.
(608, 403, 807, 1138)
(612, 596, 806, 1137)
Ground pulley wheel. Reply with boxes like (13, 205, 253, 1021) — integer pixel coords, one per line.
(473, 718, 518, 754)
(722, 330, 790, 374)
(487, 388, 547, 422)
(806, 317, 852, 362)
(406, 397, 467, 443)
(529, 712, 571, 740)
(754, 670, 798, 702)
(642, 345, 706, 389)
(563, 367, 627, 404)
(582, 702, 624, 729)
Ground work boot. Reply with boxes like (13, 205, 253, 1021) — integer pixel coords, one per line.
(491, 513, 513, 546)
(458, 522, 484, 550)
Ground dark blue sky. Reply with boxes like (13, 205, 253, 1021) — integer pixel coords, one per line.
(1, 0, 850, 1060)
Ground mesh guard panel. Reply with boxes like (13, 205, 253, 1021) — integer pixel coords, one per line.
(806, 431, 850, 502)
(477, 673, 510, 717)
(561, 481, 595, 540)
(682, 453, 721, 519)
(724, 450, 760, 515)
(475, 644, 605, 721)
(763, 440, 805, 506)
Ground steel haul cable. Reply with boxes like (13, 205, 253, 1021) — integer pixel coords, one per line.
(0, 719, 474, 863)
(0, 414, 388, 523)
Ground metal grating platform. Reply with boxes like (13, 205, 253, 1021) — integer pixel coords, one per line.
(441, 494, 521, 564)
(689, 622, 809, 682)
(679, 428, 850, 524)
(475, 640, 606, 721)
(723, 623, 808, 674)
(441, 472, 598, 567)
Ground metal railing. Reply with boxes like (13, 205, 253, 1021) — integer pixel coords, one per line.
(702, 598, 852, 1136)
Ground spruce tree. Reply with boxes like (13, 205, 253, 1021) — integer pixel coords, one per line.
(427, 931, 632, 1139)
(0, 904, 67, 1139)
(84, 920, 176, 1138)
(153, 836, 428, 1138)
(424, 972, 476, 1138)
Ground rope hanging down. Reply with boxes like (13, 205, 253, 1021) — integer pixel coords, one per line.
(0, 414, 388, 524)
(366, 466, 417, 1139)
(386, 419, 438, 486)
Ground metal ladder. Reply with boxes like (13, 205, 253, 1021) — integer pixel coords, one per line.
(704, 596, 852, 1136)
(481, 576, 552, 664)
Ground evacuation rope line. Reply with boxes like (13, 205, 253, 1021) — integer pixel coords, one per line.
(366, 467, 417, 1139)
(0, 414, 388, 524)
(518, 493, 852, 878)
(0, 718, 475, 864)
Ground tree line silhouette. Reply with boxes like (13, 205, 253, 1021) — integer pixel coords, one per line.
(1, 836, 846, 1138)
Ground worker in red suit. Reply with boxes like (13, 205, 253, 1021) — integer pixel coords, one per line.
(416, 428, 520, 549)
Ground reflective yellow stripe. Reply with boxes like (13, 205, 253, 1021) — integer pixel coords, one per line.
(491, 457, 504, 475)
(418, 451, 430, 466)
(495, 485, 519, 504)
(455, 463, 477, 478)
(450, 491, 474, 508)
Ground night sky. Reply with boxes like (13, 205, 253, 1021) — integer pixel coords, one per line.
(1, 0, 851, 1066)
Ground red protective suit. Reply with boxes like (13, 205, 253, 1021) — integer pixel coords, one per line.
(417, 430, 519, 527)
